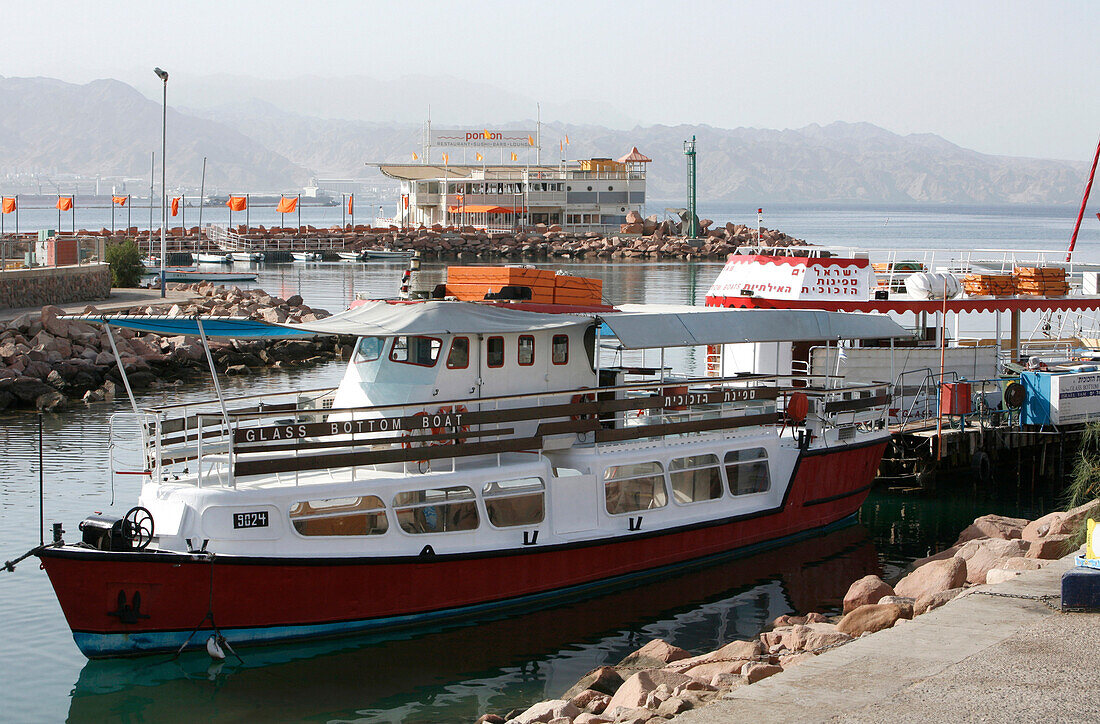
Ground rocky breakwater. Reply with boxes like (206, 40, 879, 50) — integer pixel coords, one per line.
(350, 214, 805, 261)
(481, 500, 1097, 724)
(0, 283, 347, 413)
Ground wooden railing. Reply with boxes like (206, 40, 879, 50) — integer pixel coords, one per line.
(140, 376, 890, 487)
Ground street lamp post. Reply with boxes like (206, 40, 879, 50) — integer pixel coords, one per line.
(154, 67, 168, 297)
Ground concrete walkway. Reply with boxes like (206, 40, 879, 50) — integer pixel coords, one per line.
(674, 551, 1099, 722)
(0, 287, 199, 323)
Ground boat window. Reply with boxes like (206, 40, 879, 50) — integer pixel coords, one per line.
(289, 495, 388, 537)
(487, 336, 505, 368)
(482, 477, 545, 527)
(669, 454, 723, 504)
(518, 335, 535, 366)
(356, 336, 385, 363)
(552, 334, 568, 365)
(604, 461, 667, 515)
(393, 486, 479, 534)
(390, 336, 441, 367)
(724, 448, 771, 495)
(447, 337, 470, 369)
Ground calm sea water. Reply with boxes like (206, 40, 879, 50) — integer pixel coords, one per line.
(0, 203, 1088, 722)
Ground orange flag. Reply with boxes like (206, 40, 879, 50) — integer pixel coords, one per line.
(476, 153, 483, 162)
(402, 195, 409, 210)
(442, 153, 449, 165)
(171, 197, 180, 217)
(2, 197, 15, 214)
(347, 195, 353, 215)
(112, 195, 128, 206)
(528, 135, 535, 146)
(275, 196, 297, 213)
(510, 152, 518, 161)
(226, 196, 247, 211)
(565, 135, 570, 145)
(412, 152, 419, 161)
(56, 196, 73, 211)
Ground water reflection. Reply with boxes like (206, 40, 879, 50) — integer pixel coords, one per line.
(68, 525, 877, 723)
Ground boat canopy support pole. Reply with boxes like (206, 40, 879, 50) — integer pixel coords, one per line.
(1010, 309, 1021, 362)
(195, 317, 232, 433)
(104, 323, 140, 415)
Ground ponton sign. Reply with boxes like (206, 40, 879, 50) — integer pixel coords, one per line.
(707, 256, 872, 301)
(430, 129, 537, 148)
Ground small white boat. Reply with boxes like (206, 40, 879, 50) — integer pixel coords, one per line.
(195, 252, 230, 264)
(292, 251, 323, 262)
(228, 251, 264, 263)
(141, 258, 159, 269)
(363, 249, 414, 259)
(337, 251, 364, 262)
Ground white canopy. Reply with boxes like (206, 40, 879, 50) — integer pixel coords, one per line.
(600, 305, 910, 349)
(286, 300, 591, 337)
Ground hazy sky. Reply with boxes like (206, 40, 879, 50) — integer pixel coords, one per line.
(4, 0, 1098, 161)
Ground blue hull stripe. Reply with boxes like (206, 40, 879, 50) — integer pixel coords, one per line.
(75, 513, 858, 658)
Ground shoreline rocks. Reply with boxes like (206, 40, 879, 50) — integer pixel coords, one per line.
(0, 284, 349, 413)
(484, 503, 1094, 723)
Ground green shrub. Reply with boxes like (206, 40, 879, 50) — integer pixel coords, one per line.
(105, 240, 144, 288)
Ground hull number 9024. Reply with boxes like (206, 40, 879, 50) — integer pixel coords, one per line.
(233, 511, 269, 529)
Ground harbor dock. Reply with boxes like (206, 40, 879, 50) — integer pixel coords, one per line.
(671, 550, 1095, 723)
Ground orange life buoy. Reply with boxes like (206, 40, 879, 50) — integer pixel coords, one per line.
(786, 391, 809, 424)
(402, 411, 430, 449)
(435, 405, 471, 445)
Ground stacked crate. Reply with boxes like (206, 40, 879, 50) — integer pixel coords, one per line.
(1012, 267, 1069, 296)
(446, 266, 557, 303)
(961, 273, 1016, 296)
(553, 274, 603, 305)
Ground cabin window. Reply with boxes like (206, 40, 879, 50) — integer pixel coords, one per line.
(390, 336, 441, 367)
(552, 334, 568, 365)
(669, 454, 724, 504)
(487, 336, 505, 368)
(483, 477, 545, 527)
(518, 335, 535, 366)
(356, 336, 385, 363)
(724, 448, 771, 495)
(447, 337, 470, 369)
(393, 486, 479, 534)
(289, 495, 388, 537)
(604, 461, 667, 515)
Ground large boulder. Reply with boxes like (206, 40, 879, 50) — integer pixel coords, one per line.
(955, 538, 1029, 584)
(40, 305, 70, 338)
(604, 669, 698, 712)
(837, 603, 904, 636)
(506, 699, 580, 724)
(1022, 511, 1066, 541)
(617, 638, 691, 670)
(954, 514, 1028, 545)
(843, 574, 894, 613)
(741, 662, 783, 684)
(1052, 499, 1100, 536)
(894, 556, 967, 600)
(562, 666, 624, 700)
(760, 623, 850, 654)
(914, 587, 965, 615)
(877, 596, 915, 619)
(1026, 533, 1076, 560)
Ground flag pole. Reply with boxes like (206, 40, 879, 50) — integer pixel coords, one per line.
(111, 197, 115, 235)
(71, 196, 75, 235)
(127, 195, 131, 235)
(57, 196, 61, 234)
(246, 194, 250, 231)
(197, 156, 206, 244)
(342, 193, 346, 229)
(149, 152, 154, 249)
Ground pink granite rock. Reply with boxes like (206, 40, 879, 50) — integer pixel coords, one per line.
(955, 538, 1029, 584)
(894, 556, 967, 600)
(843, 574, 894, 613)
(836, 603, 904, 636)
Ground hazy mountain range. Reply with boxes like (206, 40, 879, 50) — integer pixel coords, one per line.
(0, 75, 1088, 204)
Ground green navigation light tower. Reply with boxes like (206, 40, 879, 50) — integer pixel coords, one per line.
(684, 136, 698, 239)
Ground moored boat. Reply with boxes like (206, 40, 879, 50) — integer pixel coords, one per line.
(194, 252, 230, 264)
(337, 250, 364, 262)
(292, 251, 323, 262)
(364, 248, 414, 259)
(227, 251, 264, 263)
(31, 267, 904, 658)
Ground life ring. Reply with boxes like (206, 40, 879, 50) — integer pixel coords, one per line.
(435, 405, 470, 445)
(402, 411, 430, 449)
(571, 391, 595, 421)
(785, 391, 809, 424)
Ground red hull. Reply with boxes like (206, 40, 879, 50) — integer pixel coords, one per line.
(40, 440, 885, 656)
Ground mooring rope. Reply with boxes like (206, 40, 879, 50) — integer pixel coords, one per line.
(172, 552, 244, 662)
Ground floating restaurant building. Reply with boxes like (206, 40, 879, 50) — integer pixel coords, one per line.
(374, 145, 651, 233)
